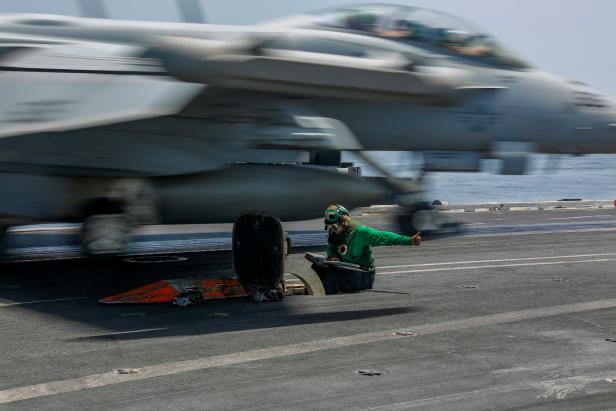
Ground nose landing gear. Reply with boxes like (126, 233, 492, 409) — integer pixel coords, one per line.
(351, 152, 462, 237)
(396, 202, 461, 237)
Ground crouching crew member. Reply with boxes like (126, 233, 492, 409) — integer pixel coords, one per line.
(315, 204, 422, 294)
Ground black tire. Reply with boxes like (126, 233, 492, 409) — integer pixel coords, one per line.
(233, 213, 285, 290)
(81, 199, 133, 257)
(81, 214, 133, 257)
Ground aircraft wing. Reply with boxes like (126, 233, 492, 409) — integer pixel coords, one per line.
(0, 15, 496, 106)
(0, 32, 463, 142)
(0, 28, 488, 142)
(0, 31, 490, 177)
(0, 36, 367, 176)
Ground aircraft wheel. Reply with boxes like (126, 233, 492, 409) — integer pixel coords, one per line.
(397, 202, 443, 235)
(81, 214, 134, 256)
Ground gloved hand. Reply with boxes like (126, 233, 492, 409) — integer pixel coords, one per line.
(412, 232, 422, 247)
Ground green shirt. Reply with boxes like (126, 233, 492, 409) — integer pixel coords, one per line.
(327, 224, 412, 272)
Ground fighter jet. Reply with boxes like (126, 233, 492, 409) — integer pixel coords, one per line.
(0, 3, 615, 260)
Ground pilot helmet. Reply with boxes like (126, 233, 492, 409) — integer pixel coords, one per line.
(347, 11, 378, 31)
(324, 204, 350, 230)
(444, 29, 471, 45)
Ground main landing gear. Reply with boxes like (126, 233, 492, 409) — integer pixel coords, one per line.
(81, 200, 135, 257)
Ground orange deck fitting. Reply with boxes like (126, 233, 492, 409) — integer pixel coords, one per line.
(99, 277, 249, 305)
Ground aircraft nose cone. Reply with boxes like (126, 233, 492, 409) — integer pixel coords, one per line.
(606, 97, 616, 130)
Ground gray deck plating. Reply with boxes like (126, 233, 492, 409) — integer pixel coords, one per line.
(2, 209, 616, 409)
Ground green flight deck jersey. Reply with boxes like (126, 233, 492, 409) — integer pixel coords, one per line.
(326, 222, 412, 272)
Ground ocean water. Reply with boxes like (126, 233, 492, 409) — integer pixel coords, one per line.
(345, 153, 616, 204)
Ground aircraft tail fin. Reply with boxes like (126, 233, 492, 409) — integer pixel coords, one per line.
(77, 0, 108, 19)
(77, 0, 208, 23)
(177, 0, 207, 23)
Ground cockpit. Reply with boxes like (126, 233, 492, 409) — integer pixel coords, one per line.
(305, 4, 529, 69)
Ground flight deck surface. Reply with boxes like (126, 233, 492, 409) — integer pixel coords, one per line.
(2, 209, 616, 409)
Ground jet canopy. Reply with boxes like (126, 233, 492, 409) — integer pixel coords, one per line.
(306, 4, 528, 68)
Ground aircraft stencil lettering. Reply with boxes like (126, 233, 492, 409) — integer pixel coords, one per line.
(455, 105, 503, 133)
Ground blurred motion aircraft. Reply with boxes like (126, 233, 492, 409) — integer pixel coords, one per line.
(0, 3, 615, 256)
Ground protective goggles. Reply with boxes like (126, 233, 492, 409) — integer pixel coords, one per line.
(324, 210, 341, 225)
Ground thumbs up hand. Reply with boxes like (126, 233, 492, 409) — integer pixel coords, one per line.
(412, 232, 422, 247)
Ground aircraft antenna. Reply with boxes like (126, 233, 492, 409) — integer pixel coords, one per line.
(177, 0, 207, 23)
(77, 0, 109, 18)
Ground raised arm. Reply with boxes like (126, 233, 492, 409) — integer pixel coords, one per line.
(357, 226, 413, 247)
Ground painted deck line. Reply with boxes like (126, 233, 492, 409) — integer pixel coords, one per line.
(378, 252, 616, 270)
(83, 328, 170, 337)
(379, 258, 616, 275)
(0, 297, 87, 308)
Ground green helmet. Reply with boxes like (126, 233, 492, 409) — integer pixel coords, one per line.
(324, 205, 350, 226)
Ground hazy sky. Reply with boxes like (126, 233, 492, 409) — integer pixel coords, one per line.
(1, 0, 615, 96)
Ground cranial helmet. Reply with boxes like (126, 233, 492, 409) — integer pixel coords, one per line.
(324, 204, 350, 226)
